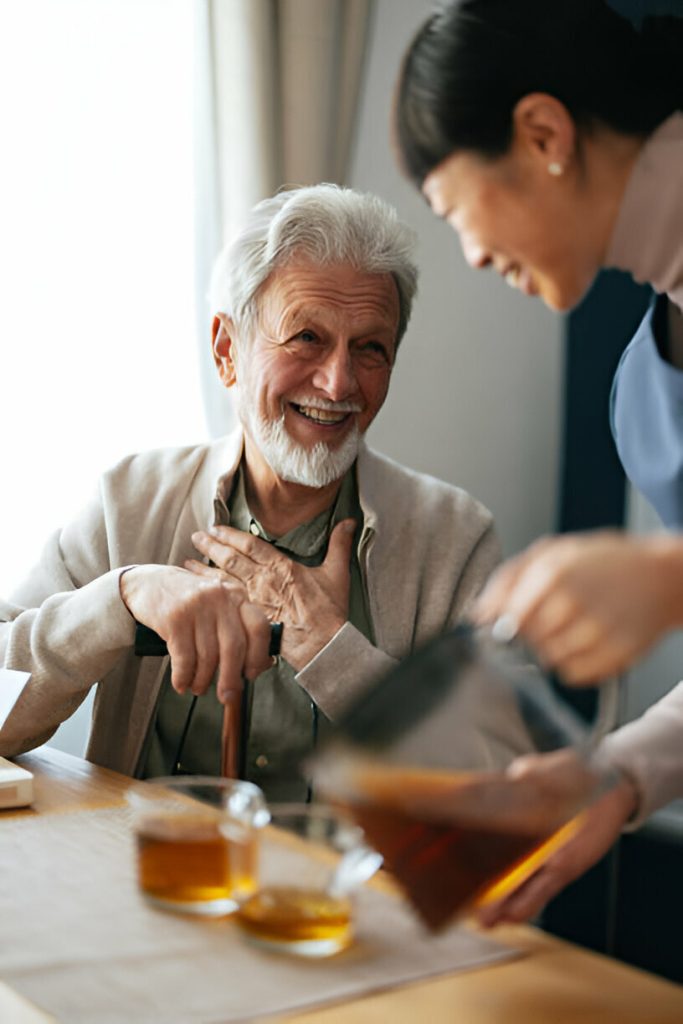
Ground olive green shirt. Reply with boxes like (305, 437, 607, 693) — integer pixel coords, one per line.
(143, 462, 373, 801)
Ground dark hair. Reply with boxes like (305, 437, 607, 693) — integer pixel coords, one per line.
(396, 0, 683, 186)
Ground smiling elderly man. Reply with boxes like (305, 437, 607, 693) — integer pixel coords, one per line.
(0, 185, 499, 800)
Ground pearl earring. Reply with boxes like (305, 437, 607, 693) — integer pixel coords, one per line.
(548, 161, 564, 177)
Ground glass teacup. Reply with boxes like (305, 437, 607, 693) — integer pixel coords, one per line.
(127, 776, 269, 917)
(234, 802, 382, 957)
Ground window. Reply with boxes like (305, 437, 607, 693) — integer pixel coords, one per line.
(0, 0, 204, 594)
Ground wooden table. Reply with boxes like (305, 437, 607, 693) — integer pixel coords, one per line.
(3, 746, 683, 1024)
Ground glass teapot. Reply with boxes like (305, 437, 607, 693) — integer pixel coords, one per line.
(309, 623, 619, 931)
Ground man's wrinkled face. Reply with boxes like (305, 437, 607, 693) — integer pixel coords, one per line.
(220, 260, 400, 488)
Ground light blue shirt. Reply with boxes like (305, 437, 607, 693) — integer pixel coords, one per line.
(611, 295, 683, 529)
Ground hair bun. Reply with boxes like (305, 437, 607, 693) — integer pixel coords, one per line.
(639, 15, 683, 104)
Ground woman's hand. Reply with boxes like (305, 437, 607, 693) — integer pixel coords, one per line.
(476, 768, 638, 927)
(474, 531, 683, 683)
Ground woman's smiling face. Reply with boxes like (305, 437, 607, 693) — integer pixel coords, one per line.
(420, 95, 619, 313)
(422, 144, 603, 312)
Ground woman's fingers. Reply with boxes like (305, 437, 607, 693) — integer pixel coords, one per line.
(477, 864, 561, 927)
(475, 536, 557, 629)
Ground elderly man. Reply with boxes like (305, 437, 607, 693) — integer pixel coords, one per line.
(0, 185, 499, 800)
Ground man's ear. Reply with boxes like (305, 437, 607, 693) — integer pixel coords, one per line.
(212, 314, 238, 388)
(511, 92, 576, 173)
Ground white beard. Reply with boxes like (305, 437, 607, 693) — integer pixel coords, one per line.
(237, 391, 362, 488)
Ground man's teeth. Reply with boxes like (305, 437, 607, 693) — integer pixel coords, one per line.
(295, 404, 348, 424)
(504, 267, 521, 288)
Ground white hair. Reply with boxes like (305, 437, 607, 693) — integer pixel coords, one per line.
(209, 184, 418, 346)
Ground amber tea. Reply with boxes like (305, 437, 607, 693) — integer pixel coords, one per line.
(236, 885, 352, 954)
(128, 777, 268, 916)
(336, 762, 588, 931)
(136, 812, 258, 916)
(232, 804, 376, 956)
(351, 800, 579, 930)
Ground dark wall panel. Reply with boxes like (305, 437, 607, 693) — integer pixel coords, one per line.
(557, 270, 651, 534)
(542, 270, 679, 980)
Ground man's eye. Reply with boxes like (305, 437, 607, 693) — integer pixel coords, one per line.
(297, 330, 318, 343)
(359, 341, 391, 363)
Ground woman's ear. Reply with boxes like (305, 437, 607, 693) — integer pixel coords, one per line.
(512, 92, 576, 175)
(212, 314, 237, 387)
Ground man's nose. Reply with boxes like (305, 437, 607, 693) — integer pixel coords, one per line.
(311, 345, 357, 400)
(461, 234, 491, 270)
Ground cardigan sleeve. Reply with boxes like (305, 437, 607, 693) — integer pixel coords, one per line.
(598, 680, 683, 827)
(0, 482, 138, 756)
(0, 574, 137, 756)
(296, 498, 501, 721)
(0, 442, 214, 757)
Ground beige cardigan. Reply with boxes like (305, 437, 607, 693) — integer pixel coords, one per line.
(0, 431, 499, 775)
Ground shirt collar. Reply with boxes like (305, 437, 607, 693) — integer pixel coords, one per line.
(215, 458, 364, 561)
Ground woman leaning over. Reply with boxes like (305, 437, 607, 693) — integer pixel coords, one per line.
(395, 0, 683, 922)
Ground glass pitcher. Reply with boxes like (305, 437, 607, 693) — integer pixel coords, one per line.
(310, 623, 620, 931)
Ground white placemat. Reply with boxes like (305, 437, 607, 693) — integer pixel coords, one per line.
(0, 807, 520, 1023)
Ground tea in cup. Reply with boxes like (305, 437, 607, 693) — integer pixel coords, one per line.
(234, 803, 381, 957)
(127, 776, 269, 916)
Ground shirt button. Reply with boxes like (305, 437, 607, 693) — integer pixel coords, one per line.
(249, 522, 260, 536)
(255, 754, 268, 768)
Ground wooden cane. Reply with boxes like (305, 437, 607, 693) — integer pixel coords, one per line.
(135, 621, 283, 780)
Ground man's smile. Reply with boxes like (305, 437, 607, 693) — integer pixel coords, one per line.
(288, 398, 362, 430)
(291, 402, 351, 426)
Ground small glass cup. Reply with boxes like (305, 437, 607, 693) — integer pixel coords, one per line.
(234, 803, 382, 958)
(127, 776, 269, 917)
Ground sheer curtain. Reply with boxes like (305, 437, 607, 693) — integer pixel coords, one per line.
(0, 1, 205, 599)
(195, 0, 375, 436)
